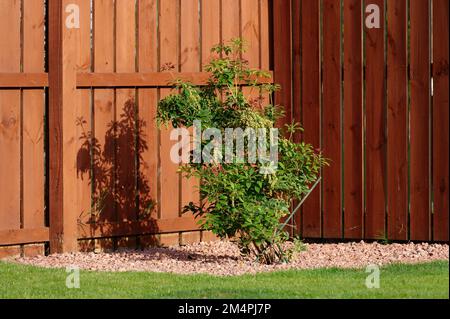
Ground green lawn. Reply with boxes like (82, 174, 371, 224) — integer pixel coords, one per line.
(0, 260, 448, 299)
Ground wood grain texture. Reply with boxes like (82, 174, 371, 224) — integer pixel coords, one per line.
(138, 0, 158, 221)
(0, 0, 21, 232)
(77, 72, 273, 87)
(409, 0, 431, 240)
(343, 0, 363, 239)
(387, 0, 408, 240)
(73, 0, 92, 231)
(22, 0, 45, 230)
(0, 227, 49, 246)
(322, 0, 342, 239)
(291, 0, 301, 141)
(241, 0, 260, 110)
(0, 73, 48, 87)
(273, 0, 292, 127)
(60, 0, 86, 252)
(260, 0, 270, 71)
(291, 0, 301, 233)
(364, 0, 386, 239)
(159, 0, 180, 220)
(259, 0, 271, 113)
(201, 0, 220, 66)
(222, 0, 240, 42)
(78, 216, 200, 239)
(432, 0, 449, 241)
(93, 0, 116, 224)
(301, 0, 321, 238)
(180, 0, 200, 213)
(48, 0, 64, 252)
(115, 0, 137, 222)
(241, 0, 260, 69)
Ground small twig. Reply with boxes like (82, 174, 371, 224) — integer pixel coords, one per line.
(277, 177, 322, 234)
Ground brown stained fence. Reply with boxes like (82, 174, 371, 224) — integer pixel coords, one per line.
(0, 0, 448, 256)
(273, 0, 449, 242)
(0, 0, 271, 254)
(0, 0, 48, 257)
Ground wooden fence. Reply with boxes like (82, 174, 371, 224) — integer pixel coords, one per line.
(0, 0, 448, 257)
(0, 0, 271, 255)
(274, 0, 449, 241)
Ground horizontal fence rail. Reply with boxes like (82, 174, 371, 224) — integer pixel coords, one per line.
(76, 72, 274, 87)
(0, 73, 49, 88)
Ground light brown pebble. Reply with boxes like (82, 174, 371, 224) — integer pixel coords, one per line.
(10, 240, 449, 277)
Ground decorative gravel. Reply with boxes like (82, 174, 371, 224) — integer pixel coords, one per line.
(13, 240, 449, 276)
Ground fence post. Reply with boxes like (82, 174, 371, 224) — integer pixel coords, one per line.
(48, 0, 79, 253)
(48, 0, 64, 253)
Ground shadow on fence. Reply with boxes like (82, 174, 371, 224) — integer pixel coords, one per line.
(76, 99, 158, 250)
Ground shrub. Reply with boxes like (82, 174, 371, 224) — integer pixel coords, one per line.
(157, 38, 327, 264)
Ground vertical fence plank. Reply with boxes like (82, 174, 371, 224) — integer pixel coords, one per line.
(222, 0, 240, 42)
(93, 0, 116, 224)
(71, 0, 92, 241)
(180, 0, 200, 211)
(343, 0, 363, 239)
(0, 0, 21, 231)
(260, 0, 270, 72)
(322, 0, 342, 238)
(292, 0, 301, 140)
(260, 0, 271, 117)
(241, 0, 260, 67)
(115, 0, 137, 223)
(159, 0, 180, 221)
(62, 0, 86, 251)
(199, 0, 220, 242)
(138, 0, 158, 221)
(410, 0, 431, 241)
(241, 0, 260, 68)
(291, 0, 301, 233)
(432, 0, 449, 242)
(22, 0, 45, 230)
(301, 0, 321, 238)
(201, 0, 220, 64)
(241, 0, 260, 102)
(387, 0, 408, 240)
(273, 0, 292, 127)
(364, 0, 386, 239)
(58, 0, 90, 247)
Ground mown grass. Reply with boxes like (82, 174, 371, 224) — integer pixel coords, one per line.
(0, 260, 448, 299)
